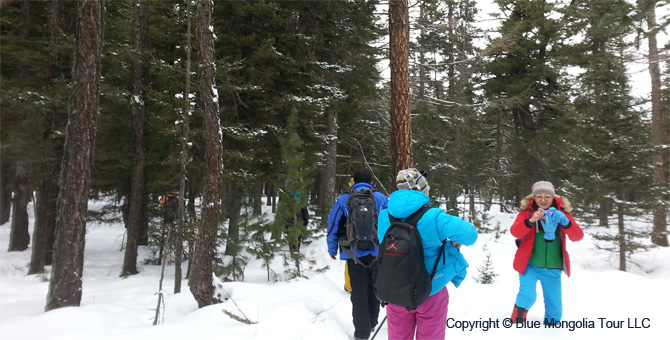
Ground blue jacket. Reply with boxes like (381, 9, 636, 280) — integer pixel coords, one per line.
(327, 183, 389, 259)
(378, 190, 478, 296)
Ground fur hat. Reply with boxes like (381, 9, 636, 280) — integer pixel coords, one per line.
(396, 168, 430, 195)
(531, 181, 555, 196)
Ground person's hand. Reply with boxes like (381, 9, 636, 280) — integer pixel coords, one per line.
(529, 208, 544, 223)
(450, 241, 461, 250)
(551, 209, 570, 226)
(330, 255, 337, 260)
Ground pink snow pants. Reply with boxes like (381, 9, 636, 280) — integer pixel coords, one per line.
(386, 287, 449, 340)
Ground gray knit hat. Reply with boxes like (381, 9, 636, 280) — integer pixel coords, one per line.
(396, 168, 430, 195)
(531, 181, 555, 196)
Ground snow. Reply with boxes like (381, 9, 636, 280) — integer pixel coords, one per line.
(1, 198, 669, 340)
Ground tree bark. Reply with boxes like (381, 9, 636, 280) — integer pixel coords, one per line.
(321, 104, 338, 226)
(8, 0, 32, 252)
(389, 0, 412, 178)
(617, 203, 626, 271)
(252, 182, 263, 216)
(513, 104, 541, 192)
(45, 0, 103, 311)
(0, 164, 11, 225)
(175, 0, 193, 294)
(29, 156, 60, 274)
(122, 0, 150, 277)
(646, 2, 668, 246)
(29, 0, 62, 274)
(8, 162, 30, 252)
(224, 183, 242, 257)
(190, 0, 222, 309)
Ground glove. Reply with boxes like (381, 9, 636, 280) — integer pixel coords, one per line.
(542, 208, 559, 242)
(551, 209, 570, 226)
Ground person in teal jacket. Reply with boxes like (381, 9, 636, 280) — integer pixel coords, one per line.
(377, 168, 478, 340)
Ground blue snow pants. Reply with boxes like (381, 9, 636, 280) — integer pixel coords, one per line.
(515, 263, 563, 323)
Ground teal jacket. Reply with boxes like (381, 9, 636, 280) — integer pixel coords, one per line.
(378, 190, 478, 296)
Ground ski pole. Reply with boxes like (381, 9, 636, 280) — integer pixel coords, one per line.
(371, 316, 387, 340)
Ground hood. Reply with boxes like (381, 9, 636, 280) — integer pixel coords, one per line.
(520, 194, 573, 213)
(387, 189, 430, 219)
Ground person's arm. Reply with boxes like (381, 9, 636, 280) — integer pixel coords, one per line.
(374, 191, 389, 212)
(435, 210, 478, 246)
(510, 210, 537, 239)
(562, 211, 584, 242)
(326, 195, 347, 258)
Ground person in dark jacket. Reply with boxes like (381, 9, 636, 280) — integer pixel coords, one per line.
(327, 169, 388, 340)
(377, 168, 478, 340)
(510, 181, 584, 325)
(159, 189, 179, 226)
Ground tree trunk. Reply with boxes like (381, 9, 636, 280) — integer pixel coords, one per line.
(271, 184, 277, 213)
(175, 0, 193, 294)
(617, 203, 626, 272)
(468, 188, 476, 223)
(389, 0, 412, 178)
(265, 182, 273, 206)
(122, 0, 150, 277)
(252, 182, 263, 216)
(8, 0, 32, 252)
(646, 2, 668, 247)
(190, 0, 222, 309)
(29, 157, 60, 274)
(29, 0, 62, 274)
(8, 162, 30, 252)
(0, 165, 11, 225)
(598, 198, 610, 227)
(224, 184, 242, 257)
(321, 104, 338, 226)
(45, 0, 103, 312)
(514, 105, 541, 192)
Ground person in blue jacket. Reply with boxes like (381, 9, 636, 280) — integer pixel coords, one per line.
(327, 169, 389, 340)
(377, 168, 478, 340)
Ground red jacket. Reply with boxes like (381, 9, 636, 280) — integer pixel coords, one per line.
(511, 195, 584, 277)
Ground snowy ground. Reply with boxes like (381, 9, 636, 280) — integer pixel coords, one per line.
(1, 198, 669, 340)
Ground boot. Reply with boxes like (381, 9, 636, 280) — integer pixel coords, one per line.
(511, 304, 528, 324)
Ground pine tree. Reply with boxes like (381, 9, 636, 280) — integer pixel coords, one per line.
(483, 0, 571, 200)
(475, 244, 498, 284)
(275, 108, 315, 279)
(561, 0, 652, 271)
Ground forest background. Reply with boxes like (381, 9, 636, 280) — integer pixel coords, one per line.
(0, 0, 669, 313)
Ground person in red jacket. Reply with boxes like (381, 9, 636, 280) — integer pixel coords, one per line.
(510, 181, 584, 325)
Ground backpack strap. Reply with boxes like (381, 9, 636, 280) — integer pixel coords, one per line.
(388, 205, 431, 227)
(341, 243, 377, 268)
(429, 239, 448, 279)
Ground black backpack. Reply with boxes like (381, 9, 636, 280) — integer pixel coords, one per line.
(374, 205, 447, 311)
(338, 188, 379, 263)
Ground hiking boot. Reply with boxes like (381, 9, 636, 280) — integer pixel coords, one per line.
(511, 304, 528, 323)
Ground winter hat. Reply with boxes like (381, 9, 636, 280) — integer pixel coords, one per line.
(396, 168, 430, 195)
(531, 181, 555, 197)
